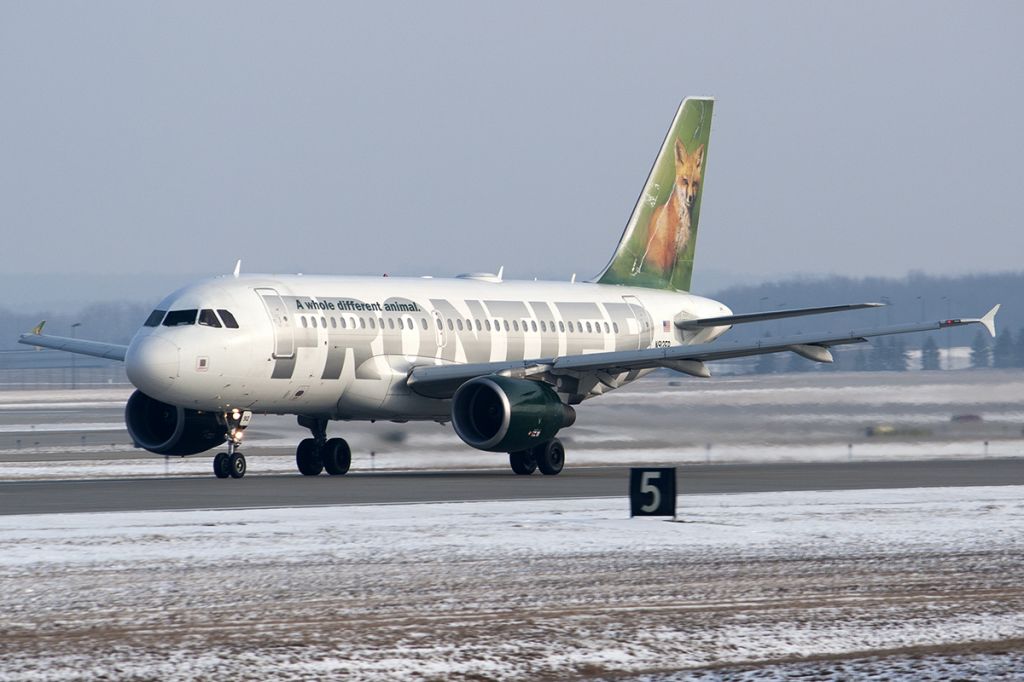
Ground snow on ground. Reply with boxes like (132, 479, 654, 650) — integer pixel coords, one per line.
(1, 486, 1022, 680)
(1, 440, 1022, 480)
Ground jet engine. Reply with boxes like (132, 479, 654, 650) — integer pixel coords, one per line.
(125, 390, 225, 456)
(451, 376, 575, 453)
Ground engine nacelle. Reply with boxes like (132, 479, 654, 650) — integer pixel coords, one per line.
(451, 376, 575, 453)
(125, 390, 225, 456)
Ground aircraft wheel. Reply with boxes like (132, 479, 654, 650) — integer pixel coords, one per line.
(213, 452, 231, 479)
(228, 452, 247, 479)
(323, 438, 352, 476)
(509, 450, 537, 475)
(535, 438, 565, 476)
(296, 438, 323, 476)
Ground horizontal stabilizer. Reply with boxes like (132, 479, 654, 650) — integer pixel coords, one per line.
(675, 302, 883, 330)
(18, 332, 127, 361)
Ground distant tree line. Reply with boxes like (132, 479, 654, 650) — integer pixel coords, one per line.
(747, 326, 1024, 374)
(709, 270, 1023, 350)
(971, 328, 1024, 369)
(0, 301, 151, 351)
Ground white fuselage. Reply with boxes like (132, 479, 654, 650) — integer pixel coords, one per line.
(125, 274, 731, 421)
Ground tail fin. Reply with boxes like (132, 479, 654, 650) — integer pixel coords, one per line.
(596, 97, 713, 292)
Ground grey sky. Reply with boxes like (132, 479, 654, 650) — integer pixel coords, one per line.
(2, 1, 1022, 308)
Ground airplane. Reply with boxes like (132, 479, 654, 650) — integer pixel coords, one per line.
(19, 97, 1000, 479)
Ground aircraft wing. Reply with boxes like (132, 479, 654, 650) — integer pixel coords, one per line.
(407, 305, 999, 399)
(18, 331, 128, 361)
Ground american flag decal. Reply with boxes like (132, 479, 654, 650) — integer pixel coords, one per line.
(663, 320, 671, 332)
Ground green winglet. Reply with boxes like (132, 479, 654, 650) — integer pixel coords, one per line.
(30, 320, 46, 335)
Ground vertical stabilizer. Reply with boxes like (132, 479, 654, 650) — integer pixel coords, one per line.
(596, 97, 713, 292)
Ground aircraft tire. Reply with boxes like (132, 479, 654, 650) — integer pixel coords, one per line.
(228, 452, 247, 479)
(296, 438, 323, 476)
(509, 450, 537, 475)
(213, 452, 231, 479)
(535, 438, 565, 476)
(323, 438, 351, 475)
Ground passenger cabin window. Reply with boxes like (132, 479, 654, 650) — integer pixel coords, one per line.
(163, 309, 198, 326)
(198, 309, 222, 328)
(217, 310, 239, 328)
(144, 310, 166, 327)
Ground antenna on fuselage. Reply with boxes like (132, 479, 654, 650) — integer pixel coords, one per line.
(232, 259, 241, 278)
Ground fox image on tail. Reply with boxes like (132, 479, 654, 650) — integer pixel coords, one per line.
(637, 139, 705, 276)
(597, 97, 713, 293)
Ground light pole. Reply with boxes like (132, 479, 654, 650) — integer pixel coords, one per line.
(70, 323, 81, 390)
(940, 297, 952, 370)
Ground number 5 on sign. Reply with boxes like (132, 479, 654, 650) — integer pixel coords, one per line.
(629, 467, 677, 517)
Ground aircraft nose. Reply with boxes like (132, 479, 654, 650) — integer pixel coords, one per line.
(125, 335, 180, 396)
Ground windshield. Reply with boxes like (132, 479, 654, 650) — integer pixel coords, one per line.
(143, 310, 166, 327)
(198, 309, 222, 328)
(163, 309, 198, 326)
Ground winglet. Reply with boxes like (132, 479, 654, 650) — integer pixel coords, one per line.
(980, 304, 1000, 338)
(30, 320, 45, 335)
(233, 259, 242, 278)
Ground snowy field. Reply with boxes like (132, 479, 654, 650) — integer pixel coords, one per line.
(1, 486, 1022, 680)
(1, 440, 1022, 481)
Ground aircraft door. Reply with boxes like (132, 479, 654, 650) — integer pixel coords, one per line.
(622, 295, 647, 350)
(255, 287, 295, 359)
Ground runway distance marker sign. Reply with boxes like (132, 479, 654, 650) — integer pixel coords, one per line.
(630, 467, 677, 518)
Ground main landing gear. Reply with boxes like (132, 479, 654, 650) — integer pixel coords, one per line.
(296, 416, 351, 476)
(213, 409, 251, 479)
(508, 438, 564, 476)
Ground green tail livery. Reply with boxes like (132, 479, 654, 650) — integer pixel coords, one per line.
(596, 97, 713, 292)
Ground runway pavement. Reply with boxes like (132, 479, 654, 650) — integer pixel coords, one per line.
(1, 458, 1021, 515)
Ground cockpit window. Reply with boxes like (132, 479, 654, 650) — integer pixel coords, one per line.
(198, 309, 222, 328)
(217, 310, 239, 329)
(163, 309, 198, 326)
(144, 310, 166, 327)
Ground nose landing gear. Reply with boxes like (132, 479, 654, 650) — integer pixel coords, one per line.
(213, 409, 250, 479)
(297, 416, 351, 476)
